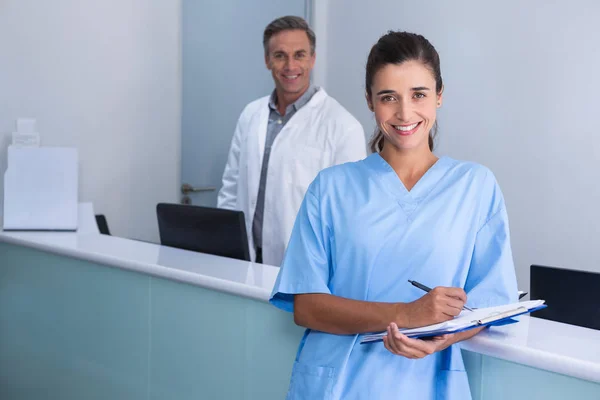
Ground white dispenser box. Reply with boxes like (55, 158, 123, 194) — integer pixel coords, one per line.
(3, 146, 78, 231)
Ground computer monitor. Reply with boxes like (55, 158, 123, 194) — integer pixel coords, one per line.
(530, 264, 600, 330)
(156, 203, 250, 262)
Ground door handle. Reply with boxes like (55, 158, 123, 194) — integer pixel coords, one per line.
(181, 183, 216, 195)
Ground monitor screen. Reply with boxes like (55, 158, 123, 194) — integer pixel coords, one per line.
(530, 265, 600, 330)
(157, 203, 250, 262)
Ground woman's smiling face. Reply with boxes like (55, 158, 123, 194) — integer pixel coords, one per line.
(368, 60, 442, 152)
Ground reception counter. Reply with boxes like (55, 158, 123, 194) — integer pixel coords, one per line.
(1, 231, 599, 399)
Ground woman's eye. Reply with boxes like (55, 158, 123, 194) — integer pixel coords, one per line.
(381, 95, 395, 102)
(413, 92, 426, 99)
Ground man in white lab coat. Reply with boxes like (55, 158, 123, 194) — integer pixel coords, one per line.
(217, 16, 366, 266)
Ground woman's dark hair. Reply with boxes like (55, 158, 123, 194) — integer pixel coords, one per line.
(366, 31, 443, 153)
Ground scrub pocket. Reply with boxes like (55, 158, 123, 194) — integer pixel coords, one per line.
(436, 369, 472, 400)
(286, 361, 335, 400)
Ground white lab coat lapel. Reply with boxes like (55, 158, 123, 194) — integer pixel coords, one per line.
(239, 97, 269, 258)
(255, 101, 269, 167)
(245, 98, 269, 221)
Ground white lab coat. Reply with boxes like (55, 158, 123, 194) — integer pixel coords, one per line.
(217, 88, 366, 266)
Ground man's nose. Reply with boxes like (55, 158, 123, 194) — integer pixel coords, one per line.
(284, 57, 299, 71)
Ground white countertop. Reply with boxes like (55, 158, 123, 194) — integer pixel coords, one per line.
(0, 230, 279, 302)
(462, 315, 600, 383)
(1, 231, 599, 383)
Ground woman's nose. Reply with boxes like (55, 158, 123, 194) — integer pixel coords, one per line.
(394, 100, 411, 121)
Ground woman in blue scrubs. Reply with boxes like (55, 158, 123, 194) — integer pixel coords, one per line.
(270, 31, 518, 400)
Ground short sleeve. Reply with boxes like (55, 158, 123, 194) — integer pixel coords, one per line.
(465, 183, 518, 308)
(269, 176, 332, 313)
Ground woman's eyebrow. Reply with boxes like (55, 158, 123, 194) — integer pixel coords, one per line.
(376, 89, 396, 95)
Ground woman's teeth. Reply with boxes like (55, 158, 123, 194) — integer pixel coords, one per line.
(393, 122, 419, 131)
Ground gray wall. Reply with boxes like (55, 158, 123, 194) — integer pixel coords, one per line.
(320, 0, 600, 291)
(0, 0, 181, 242)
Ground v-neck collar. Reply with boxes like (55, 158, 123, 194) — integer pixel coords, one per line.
(364, 152, 452, 216)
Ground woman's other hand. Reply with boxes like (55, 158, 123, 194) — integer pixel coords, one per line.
(382, 323, 457, 358)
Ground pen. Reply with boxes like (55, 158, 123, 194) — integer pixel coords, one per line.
(408, 280, 474, 312)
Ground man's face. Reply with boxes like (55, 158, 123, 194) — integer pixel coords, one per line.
(265, 29, 315, 97)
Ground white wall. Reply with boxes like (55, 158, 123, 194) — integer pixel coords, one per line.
(0, 0, 181, 242)
(319, 0, 600, 291)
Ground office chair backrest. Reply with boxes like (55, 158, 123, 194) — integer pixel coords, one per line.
(156, 203, 250, 262)
(530, 264, 600, 330)
(95, 214, 111, 235)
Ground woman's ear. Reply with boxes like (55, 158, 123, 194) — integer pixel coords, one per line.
(365, 92, 374, 112)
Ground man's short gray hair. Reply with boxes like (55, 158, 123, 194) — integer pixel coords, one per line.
(263, 16, 316, 55)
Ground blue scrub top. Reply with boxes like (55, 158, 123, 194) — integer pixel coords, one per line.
(270, 153, 518, 400)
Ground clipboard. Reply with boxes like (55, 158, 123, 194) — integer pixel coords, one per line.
(360, 300, 547, 344)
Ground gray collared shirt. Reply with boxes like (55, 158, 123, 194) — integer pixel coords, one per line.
(252, 84, 319, 252)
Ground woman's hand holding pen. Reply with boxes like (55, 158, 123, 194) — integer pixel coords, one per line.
(400, 286, 467, 328)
